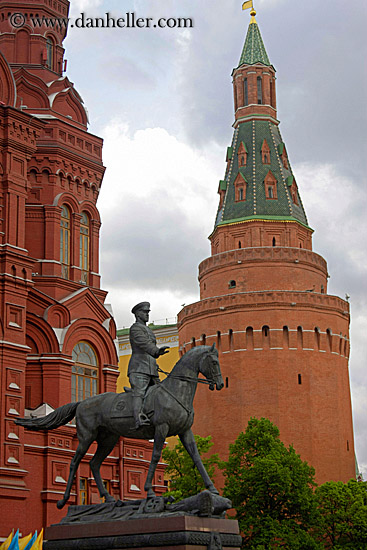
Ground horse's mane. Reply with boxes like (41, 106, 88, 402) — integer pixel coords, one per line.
(169, 345, 212, 375)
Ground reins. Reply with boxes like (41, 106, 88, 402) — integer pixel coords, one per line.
(157, 366, 214, 386)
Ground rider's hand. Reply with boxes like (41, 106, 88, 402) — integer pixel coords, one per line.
(158, 346, 170, 356)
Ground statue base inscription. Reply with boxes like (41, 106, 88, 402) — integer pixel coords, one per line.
(44, 514, 242, 549)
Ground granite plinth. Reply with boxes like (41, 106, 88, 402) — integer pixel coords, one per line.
(44, 514, 242, 549)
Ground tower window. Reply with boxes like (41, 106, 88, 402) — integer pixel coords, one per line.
(257, 76, 263, 104)
(270, 80, 275, 108)
(244, 78, 248, 106)
(272, 237, 276, 246)
(60, 205, 71, 279)
(46, 37, 54, 70)
(80, 212, 90, 284)
(225, 377, 229, 388)
(298, 374, 302, 385)
(246, 327, 254, 351)
(72, 341, 98, 402)
(261, 140, 271, 164)
(297, 326, 303, 349)
(238, 187, 244, 201)
(264, 172, 277, 200)
(283, 326, 289, 349)
(229, 280, 236, 288)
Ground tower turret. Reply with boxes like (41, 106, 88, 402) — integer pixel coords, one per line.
(178, 8, 355, 486)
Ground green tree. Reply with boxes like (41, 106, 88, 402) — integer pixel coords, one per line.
(315, 479, 367, 548)
(162, 435, 220, 501)
(221, 417, 320, 549)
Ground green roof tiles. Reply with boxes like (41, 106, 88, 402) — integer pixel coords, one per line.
(219, 180, 227, 191)
(214, 120, 309, 230)
(239, 19, 271, 67)
(226, 147, 233, 161)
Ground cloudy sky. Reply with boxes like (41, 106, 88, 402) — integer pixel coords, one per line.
(64, 0, 367, 474)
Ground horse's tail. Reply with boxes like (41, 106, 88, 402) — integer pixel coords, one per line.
(15, 402, 81, 431)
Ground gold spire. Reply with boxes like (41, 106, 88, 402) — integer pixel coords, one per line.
(250, 8, 257, 24)
(242, 1, 257, 24)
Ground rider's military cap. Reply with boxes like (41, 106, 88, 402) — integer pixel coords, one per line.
(131, 301, 151, 315)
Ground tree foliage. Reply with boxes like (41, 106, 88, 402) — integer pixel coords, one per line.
(315, 479, 367, 548)
(221, 417, 320, 549)
(162, 435, 220, 501)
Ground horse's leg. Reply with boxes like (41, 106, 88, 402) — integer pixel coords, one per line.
(90, 432, 119, 503)
(179, 429, 219, 495)
(144, 423, 169, 499)
(57, 434, 94, 509)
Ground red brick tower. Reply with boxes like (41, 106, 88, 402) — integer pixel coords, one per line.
(178, 9, 355, 485)
(0, 0, 166, 537)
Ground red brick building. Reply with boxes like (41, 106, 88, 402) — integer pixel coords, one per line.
(178, 10, 355, 485)
(0, 0, 165, 537)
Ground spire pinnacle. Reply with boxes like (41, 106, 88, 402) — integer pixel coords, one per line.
(242, 1, 257, 23)
(250, 8, 257, 24)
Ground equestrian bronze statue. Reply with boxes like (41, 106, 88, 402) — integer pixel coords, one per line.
(15, 344, 224, 509)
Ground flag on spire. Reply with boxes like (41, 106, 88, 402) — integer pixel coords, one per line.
(242, 1, 253, 10)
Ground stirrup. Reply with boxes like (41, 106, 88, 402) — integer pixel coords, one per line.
(135, 413, 150, 429)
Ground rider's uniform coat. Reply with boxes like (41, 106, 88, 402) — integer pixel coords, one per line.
(128, 321, 161, 377)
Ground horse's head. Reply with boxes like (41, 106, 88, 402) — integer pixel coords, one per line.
(200, 344, 224, 391)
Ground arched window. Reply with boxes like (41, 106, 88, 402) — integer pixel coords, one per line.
(244, 78, 248, 106)
(72, 341, 98, 402)
(297, 326, 303, 349)
(60, 205, 70, 279)
(46, 37, 54, 70)
(262, 325, 270, 349)
(283, 326, 289, 349)
(326, 329, 332, 352)
(229, 329, 233, 352)
(257, 77, 263, 104)
(270, 80, 275, 108)
(246, 327, 254, 351)
(80, 212, 90, 284)
(314, 328, 321, 351)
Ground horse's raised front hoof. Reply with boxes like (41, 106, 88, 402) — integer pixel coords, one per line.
(57, 498, 67, 509)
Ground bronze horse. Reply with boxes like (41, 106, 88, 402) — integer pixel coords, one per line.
(16, 344, 223, 509)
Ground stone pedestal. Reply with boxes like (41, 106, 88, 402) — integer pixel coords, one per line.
(44, 514, 242, 549)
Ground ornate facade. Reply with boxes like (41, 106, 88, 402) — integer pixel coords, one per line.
(0, 0, 164, 537)
(178, 10, 355, 485)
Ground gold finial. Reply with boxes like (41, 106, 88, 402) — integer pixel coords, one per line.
(242, 2, 257, 23)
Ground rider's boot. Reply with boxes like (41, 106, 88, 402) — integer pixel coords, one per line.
(133, 396, 150, 429)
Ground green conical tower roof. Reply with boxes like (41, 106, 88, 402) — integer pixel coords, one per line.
(214, 120, 310, 230)
(238, 11, 271, 66)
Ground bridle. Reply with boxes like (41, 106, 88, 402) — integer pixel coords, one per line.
(157, 351, 221, 388)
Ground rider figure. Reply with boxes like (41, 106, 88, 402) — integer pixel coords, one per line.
(128, 302, 169, 429)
